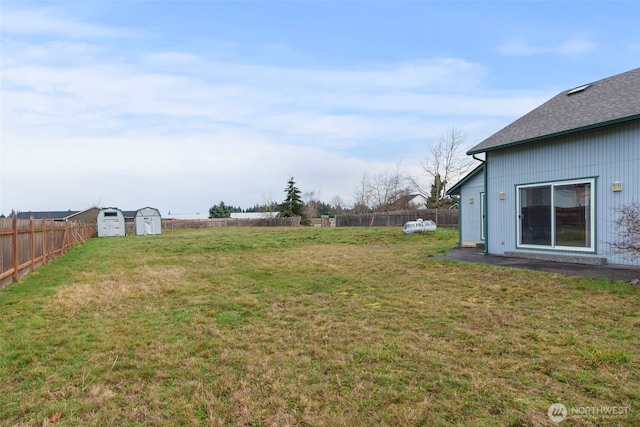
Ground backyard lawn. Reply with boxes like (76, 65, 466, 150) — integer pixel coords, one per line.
(0, 227, 638, 426)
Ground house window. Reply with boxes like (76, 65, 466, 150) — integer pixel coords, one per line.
(517, 178, 594, 251)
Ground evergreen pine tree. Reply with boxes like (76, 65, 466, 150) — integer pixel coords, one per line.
(209, 201, 232, 218)
(426, 174, 452, 209)
(278, 177, 309, 225)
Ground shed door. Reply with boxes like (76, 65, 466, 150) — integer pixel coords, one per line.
(103, 219, 120, 237)
(144, 218, 153, 235)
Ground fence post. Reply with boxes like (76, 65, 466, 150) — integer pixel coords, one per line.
(42, 218, 48, 264)
(62, 223, 69, 253)
(12, 216, 18, 282)
(30, 217, 35, 272)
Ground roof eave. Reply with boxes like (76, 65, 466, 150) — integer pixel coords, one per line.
(467, 114, 640, 155)
(446, 163, 485, 196)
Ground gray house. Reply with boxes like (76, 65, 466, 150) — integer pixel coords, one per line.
(449, 67, 640, 266)
(447, 163, 485, 248)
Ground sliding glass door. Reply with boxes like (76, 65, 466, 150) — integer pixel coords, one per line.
(517, 179, 594, 251)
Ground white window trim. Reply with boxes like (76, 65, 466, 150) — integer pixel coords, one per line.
(516, 178, 595, 252)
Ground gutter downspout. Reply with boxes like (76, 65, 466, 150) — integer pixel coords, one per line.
(472, 153, 488, 254)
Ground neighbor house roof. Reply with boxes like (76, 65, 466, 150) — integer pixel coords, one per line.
(163, 213, 210, 220)
(16, 210, 79, 220)
(468, 68, 640, 155)
(393, 194, 425, 207)
(16, 207, 131, 221)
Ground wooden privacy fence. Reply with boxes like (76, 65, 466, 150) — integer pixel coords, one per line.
(0, 217, 96, 288)
(161, 216, 301, 230)
(335, 209, 459, 227)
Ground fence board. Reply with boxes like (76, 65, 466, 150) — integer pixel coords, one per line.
(335, 209, 458, 228)
(161, 217, 301, 230)
(0, 218, 96, 288)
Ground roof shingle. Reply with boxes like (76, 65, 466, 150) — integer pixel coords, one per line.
(468, 68, 640, 154)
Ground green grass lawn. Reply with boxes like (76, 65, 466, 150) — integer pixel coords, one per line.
(0, 227, 638, 426)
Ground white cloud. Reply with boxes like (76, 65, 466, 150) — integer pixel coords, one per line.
(1, 7, 549, 214)
(0, 130, 382, 214)
(557, 38, 597, 55)
(498, 36, 597, 56)
(498, 41, 544, 56)
(0, 8, 140, 39)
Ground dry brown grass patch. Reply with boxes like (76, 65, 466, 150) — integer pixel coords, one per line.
(53, 265, 186, 312)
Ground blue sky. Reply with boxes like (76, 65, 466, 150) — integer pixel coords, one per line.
(1, 1, 639, 216)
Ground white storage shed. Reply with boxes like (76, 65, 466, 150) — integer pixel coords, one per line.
(97, 208, 126, 237)
(135, 207, 162, 235)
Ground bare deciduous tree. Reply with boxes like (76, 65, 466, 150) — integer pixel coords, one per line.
(610, 202, 640, 260)
(330, 195, 347, 215)
(352, 167, 412, 213)
(408, 127, 477, 208)
(303, 190, 321, 220)
(368, 169, 412, 212)
(260, 193, 279, 217)
(352, 173, 372, 214)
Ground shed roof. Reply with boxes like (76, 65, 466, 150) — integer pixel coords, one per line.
(99, 207, 124, 213)
(136, 207, 161, 217)
(98, 208, 137, 218)
(468, 68, 640, 154)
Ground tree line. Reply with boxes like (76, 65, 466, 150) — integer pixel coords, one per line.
(209, 127, 475, 222)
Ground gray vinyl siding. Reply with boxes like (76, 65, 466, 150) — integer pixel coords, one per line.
(486, 119, 640, 266)
(459, 170, 485, 244)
